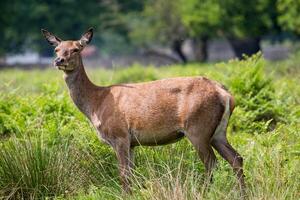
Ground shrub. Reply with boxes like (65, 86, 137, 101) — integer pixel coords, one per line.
(221, 54, 286, 133)
(0, 85, 80, 139)
(0, 95, 22, 137)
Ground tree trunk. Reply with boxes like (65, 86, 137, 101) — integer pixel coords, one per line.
(228, 37, 261, 59)
(172, 39, 187, 63)
(192, 36, 208, 62)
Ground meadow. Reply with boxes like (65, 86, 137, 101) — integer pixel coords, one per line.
(0, 53, 299, 200)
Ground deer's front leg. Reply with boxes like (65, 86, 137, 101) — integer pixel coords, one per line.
(114, 138, 133, 193)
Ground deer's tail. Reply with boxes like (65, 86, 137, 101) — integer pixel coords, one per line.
(212, 95, 234, 141)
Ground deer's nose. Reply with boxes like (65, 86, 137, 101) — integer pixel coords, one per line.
(54, 57, 65, 66)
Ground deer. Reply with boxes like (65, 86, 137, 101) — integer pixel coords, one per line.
(41, 28, 246, 196)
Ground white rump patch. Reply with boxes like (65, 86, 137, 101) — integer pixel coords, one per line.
(212, 96, 230, 141)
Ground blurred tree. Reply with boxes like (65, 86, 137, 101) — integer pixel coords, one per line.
(0, 0, 10, 55)
(220, 0, 278, 59)
(0, 0, 144, 56)
(128, 0, 188, 63)
(180, 0, 223, 61)
(0, 0, 28, 55)
(180, 0, 278, 59)
(97, 0, 145, 55)
(277, 0, 300, 34)
(0, 0, 103, 55)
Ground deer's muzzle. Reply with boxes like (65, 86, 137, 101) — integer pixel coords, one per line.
(54, 57, 65, 66)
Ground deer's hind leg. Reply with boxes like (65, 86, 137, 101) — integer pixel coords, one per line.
(185, 124, 218, 177)
(184, 99, 225, 180)
(211, 97, 246, 196)
(211, 137, 245, 192)
(211, 123, 246, 195)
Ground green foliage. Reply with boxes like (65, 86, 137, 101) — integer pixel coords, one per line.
(220, 0, 277, 38)
(180, 0, 277, 39)
(0, 54, 299, 199)
(277, 0, 300, 34)
(180, 0, 223, 37)
(0, 87, 77, 139)
(224, 54, 285, 133)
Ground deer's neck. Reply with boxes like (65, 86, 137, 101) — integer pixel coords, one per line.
(63, 57, 99, 118)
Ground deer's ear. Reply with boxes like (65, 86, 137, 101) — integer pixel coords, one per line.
(79, 27, 93, 47)
(41, 29, 61, 46)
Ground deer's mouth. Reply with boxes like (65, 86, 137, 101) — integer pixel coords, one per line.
(56, 64, 66, 70)
(56, 64, 73, 71)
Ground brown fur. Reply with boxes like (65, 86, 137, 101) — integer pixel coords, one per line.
(42, 28, 246, 196)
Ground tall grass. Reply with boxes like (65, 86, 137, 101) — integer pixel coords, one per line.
(72, 123, 299, 200)
(0, 136, 88, 199)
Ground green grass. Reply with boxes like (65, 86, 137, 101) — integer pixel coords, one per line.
(0, 53, 299, 199)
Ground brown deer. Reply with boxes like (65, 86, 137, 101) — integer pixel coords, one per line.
(41, 28, 246, 195)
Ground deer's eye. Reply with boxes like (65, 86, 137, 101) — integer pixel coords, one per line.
(54, 49, 59, 53)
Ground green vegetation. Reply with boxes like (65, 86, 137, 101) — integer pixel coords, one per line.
(0, 54, 299, 199)
(277, 0, 300, 34)
(179, 0, 278, 59)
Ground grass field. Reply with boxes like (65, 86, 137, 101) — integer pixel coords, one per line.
(0, 53, 299, 200)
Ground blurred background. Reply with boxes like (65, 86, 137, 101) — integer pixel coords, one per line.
(0, 0, 299, 68)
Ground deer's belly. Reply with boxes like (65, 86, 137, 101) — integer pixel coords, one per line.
(130, 129, 185, 146)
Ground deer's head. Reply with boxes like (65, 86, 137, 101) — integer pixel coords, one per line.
(41, 28, 93, 71)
